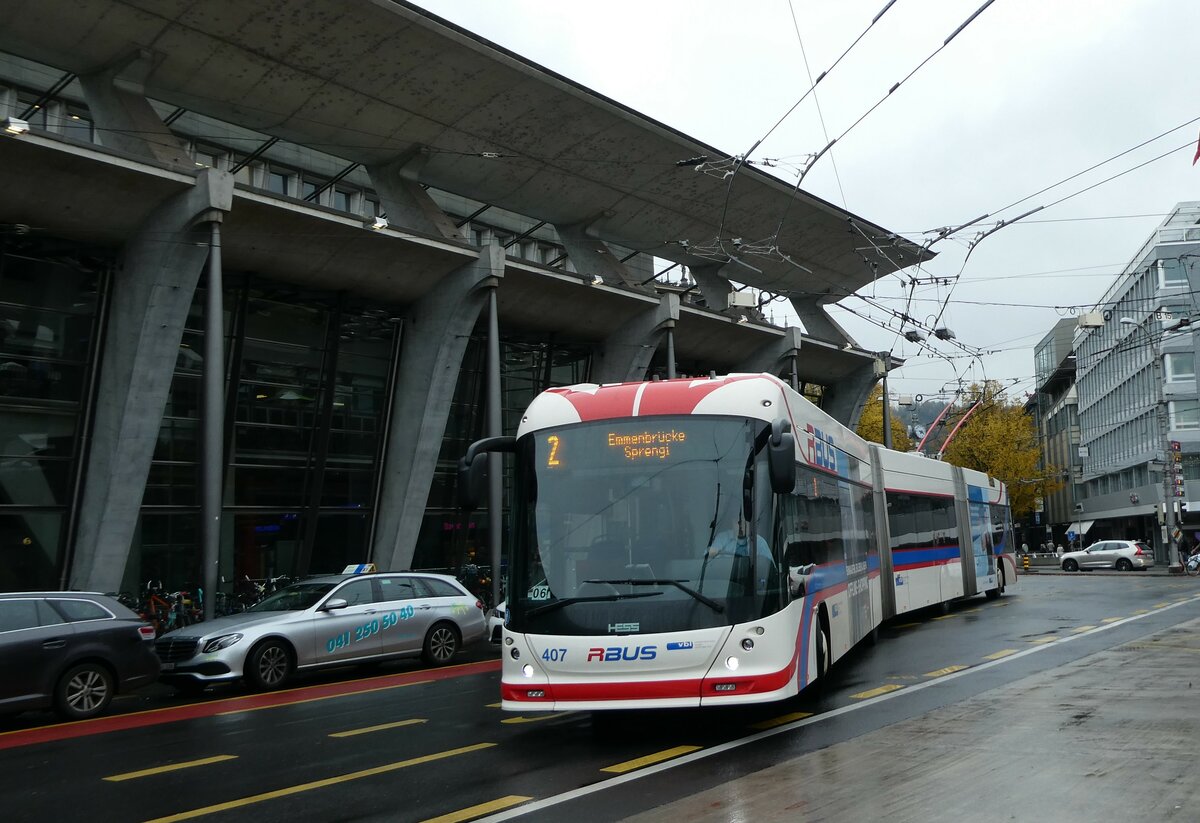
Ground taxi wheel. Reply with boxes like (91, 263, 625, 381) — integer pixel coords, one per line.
(246, 639, 294, 690)
(1115, 559, 1133, 572)
(422, 622, 460, 666)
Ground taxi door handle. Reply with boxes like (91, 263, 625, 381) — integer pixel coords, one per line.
(42, 639, 66, 650)
(417, 604, 432, 610)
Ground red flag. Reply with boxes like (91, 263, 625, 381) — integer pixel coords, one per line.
(1194, 129, 1200, 165)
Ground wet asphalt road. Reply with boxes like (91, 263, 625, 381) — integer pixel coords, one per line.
(3, 572, 1198, 822)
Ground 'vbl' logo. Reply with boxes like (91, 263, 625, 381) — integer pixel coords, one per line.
(805, 424, 838, 473)
(587, 645, 657, 662)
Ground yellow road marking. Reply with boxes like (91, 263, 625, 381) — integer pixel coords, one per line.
(983, 649, 1018, 660)
(1028, 636, 1058, 644)
(217, 681, 432, 716)
(103, 755, 237, 783)
(144, 743, 496, 823)
(1100, 617, 1122, 623)
(750, 711, 812, 730)
(1071, 625, 1096, 633)
(420, 796, 533, 823)
(931, 613, 957, 621)
(329, 718, 426, 738)
(894, 622, 920, 629)
(850, 684, 904, 699)
(1132, 609, 1149, 614)
(601, 745, 701, 774)
(1154, 603, 1169, 608)
(924, 665, 968, 678)
(486, 702, 502, 708)
(501, 712, 577, 725)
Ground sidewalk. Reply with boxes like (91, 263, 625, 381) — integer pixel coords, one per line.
(624, 615, 1200, 823)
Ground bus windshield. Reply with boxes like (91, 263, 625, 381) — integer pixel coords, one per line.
(508, 416, 783, 636)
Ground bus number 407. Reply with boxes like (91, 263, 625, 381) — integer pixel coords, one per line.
(542, 648, 567, 662)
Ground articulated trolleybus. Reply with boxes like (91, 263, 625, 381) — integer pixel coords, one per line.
(459, 373, 1016, 712)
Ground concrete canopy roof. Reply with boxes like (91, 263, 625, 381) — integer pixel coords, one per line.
(0, 0, 929, 300)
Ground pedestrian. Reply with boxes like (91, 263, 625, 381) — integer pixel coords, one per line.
(1020, 542, 1029, 554)
(1056, 544, 1063, 556)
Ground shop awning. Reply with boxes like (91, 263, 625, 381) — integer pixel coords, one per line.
(1066, 520, 1096, 535)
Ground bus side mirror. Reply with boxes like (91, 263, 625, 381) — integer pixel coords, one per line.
(457, 436, 517, 511)
(768, 419, 796, 494)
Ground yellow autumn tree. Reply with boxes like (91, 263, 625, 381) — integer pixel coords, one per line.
(855, 384, 912, 451)
(940, 381, 1060, 519)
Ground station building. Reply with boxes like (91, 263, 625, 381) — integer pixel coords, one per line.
(0, 0, 926, 597)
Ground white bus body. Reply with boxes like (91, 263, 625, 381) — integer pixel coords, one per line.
(487, 374, 1015, 711)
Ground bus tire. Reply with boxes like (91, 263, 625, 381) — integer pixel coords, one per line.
(986, 568, 1005, 600)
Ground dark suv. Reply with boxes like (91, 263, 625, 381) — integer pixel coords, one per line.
(0, 592, 160, 720)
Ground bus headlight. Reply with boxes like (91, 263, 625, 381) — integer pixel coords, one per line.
(510, 647, 520, 660)
(741, 638, 755, 651)
(725, 656, 740, 671)
(522, 664, 534, 678)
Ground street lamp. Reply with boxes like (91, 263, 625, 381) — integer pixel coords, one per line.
(1118, 317, 1176, 565)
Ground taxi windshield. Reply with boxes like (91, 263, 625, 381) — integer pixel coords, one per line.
(247, 582, 336, 612)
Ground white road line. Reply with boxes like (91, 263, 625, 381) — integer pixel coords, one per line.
(475, 594, 1200, 822)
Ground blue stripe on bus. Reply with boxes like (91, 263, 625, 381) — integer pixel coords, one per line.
(892, 545, 961, 568)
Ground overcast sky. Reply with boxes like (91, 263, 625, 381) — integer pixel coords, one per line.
(411, 0, 1199, 401)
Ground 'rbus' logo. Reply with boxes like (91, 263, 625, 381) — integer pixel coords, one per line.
(805, 424, 838, 473)
(587, 646, 658, 662)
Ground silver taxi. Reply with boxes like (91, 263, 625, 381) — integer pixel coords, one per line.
(155, 573, 486, 692)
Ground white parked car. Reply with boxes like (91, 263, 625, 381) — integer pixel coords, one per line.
(156, 572, 487, 692)
(1060, 540, 1154, 572)
(486, 600, 506, 643)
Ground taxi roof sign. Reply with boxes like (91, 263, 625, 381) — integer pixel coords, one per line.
(342, 563, 377, 574)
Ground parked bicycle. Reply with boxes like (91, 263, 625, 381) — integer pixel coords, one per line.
(1185, 548, 1200, 577)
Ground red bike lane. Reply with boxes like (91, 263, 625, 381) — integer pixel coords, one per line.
(0, 659, 500, 752)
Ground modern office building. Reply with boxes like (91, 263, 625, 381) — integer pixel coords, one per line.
(0, 1, 928, 597)
(1072, 203, 1200, 561)
(1030, 317, 1082, 548)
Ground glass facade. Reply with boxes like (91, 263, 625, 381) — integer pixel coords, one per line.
(0, 237, 594, 596)
(0, 247, 104, 591)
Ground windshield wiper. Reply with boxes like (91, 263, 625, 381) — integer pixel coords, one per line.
(584, 578, 724, 613)
(526, 591, 662, 619)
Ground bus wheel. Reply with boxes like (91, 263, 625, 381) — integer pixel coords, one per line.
(985, 568, 1006, 600)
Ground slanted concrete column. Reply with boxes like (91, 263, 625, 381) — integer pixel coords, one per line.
(592, 294, 680, 383)
(789, 296, 856, 348)
(553, 218, 643, 290)
(739, 327, 803, 378)
(372, 243, 504, 572)
(689, 263, 736, 315)
(821, 358, 879, 430)
(366, 149, 466, 241)
(77, 53, 193, 168)
(71, 169, 234, 592)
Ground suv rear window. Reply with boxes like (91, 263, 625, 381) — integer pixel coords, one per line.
(0, 599, 40, 632)
(50, 598, 113, 622)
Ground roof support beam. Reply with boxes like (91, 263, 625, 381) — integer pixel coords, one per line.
(591, 294, 679, 383)
(77, 51, 192, 168)
(789, 295, 858, 349)
(367, 147, 465, 241)
(553, 217, 643, 290)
